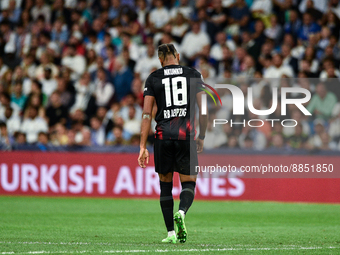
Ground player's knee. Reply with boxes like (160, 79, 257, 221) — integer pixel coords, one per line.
(159, 172, 173, 182)
(179, 174, 196, 183)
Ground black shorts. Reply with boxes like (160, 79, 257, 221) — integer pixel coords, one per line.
(154, 139, 198, 175)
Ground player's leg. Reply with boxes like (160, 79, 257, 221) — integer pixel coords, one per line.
(178, 174, 197, 217)
(159, 172, 176, 243)
(173, 140, 198, 243)
(174, 174, 196, 243)
(154, 139, 177, 243)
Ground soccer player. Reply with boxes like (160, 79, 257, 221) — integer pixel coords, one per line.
(138, 44, 207, 243)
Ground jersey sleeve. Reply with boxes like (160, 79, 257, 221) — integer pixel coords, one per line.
(194, 70, 205, 94)
(143, 75, 155, 97)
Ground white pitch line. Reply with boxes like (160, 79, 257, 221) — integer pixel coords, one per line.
(0, 242, 302, 248)
(0, 242, 291, 248)
(0, 242, 93, 246)
(1, 246, 340, 254)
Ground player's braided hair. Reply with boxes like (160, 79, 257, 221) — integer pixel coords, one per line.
(158, 43, 177, 61)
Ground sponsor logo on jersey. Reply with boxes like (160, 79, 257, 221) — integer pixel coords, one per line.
(163, 108, 187, 119)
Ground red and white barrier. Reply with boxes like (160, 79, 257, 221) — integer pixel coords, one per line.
(0, 152, 339, 203)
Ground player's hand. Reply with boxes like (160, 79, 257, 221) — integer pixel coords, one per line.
(138, 147, 149, 168)
(196, 138, 204, 154)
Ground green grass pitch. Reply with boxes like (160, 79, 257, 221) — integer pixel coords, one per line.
(0, 196, 340, 254)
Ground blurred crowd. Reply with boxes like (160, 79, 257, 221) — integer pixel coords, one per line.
(0, 0, 340, 152)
